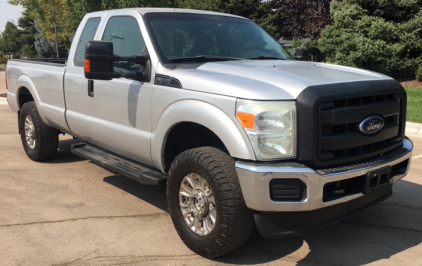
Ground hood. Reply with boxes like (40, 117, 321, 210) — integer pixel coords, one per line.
(156, 60, 392, 100)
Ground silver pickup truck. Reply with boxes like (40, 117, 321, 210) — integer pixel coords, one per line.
(5, 8, 413, 258)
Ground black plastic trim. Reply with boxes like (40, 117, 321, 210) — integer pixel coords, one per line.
(255, 185, 392, 238)
(270, 179, 307, 202)
(296, 79, 406, 169)
(154, 74, 182, 88)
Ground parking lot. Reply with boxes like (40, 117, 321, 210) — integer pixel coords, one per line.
(1, 74, 422, 265)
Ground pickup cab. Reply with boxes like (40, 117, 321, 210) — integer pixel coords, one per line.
(5, 8, 413, 258)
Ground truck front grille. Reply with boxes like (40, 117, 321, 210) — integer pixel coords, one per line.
(317, 93, 405, 165)
(296, 80, 406, 169)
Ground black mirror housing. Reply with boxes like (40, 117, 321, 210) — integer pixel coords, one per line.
(84, 40, 150, 82)
(84, 41, 117, 80)
(294, 47, 310, 61)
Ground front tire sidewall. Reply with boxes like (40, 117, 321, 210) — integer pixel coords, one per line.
(167, 147, 254, 258)
(168, 159, 222, 250)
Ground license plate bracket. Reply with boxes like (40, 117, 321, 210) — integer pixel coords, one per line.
(364, 166, 392, 195)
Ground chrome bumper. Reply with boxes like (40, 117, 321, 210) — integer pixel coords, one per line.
(235, 138, 413, 212)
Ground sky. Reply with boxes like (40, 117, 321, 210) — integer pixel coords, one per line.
(0, 0, 24, 33)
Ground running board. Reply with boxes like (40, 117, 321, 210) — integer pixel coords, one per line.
(71, 143, 167, 185)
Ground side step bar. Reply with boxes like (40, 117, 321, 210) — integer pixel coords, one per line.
(71, 143, 167, 185)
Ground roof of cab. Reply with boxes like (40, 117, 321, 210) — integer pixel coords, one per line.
(88, 8, 248, 20)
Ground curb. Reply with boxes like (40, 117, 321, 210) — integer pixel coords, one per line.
(406, 121, 422, 135)
(0, 97, 7, 105)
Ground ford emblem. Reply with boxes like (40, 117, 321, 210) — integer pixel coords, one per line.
(359, 116, 384, 135)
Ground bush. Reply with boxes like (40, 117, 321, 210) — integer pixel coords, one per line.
(0, 56, 8, 64)
(319, 0, 422, 79)
(303, 39, 325, 62)
(417, 65, 422, 82)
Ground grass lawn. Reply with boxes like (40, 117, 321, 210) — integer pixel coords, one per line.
(0, 64, 5, 71)
(406, 88, 422, 124)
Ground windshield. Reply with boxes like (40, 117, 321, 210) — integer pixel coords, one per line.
(143, 12, 293, 64)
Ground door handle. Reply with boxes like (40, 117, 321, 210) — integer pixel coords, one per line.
(88, 80, 94, 97)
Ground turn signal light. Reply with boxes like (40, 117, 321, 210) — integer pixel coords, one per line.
(84, 59, 91, 72)
(236, 112, 254, 129)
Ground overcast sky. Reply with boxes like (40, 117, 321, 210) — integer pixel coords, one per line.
(0, 0, 24, 33)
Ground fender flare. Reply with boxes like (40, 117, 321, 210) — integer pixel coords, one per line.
(151, 100, 255, 172)
(14, 75, 51, 126)
(15, 75, 43, 113)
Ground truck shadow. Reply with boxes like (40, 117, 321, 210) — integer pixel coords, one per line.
(103, 175, 169, 213)
(103, 174, 422, 265)
(43, 139, 86, 164)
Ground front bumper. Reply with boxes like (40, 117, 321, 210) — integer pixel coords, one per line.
(235, 138, 413, 213)
(254, 185, 392, 238)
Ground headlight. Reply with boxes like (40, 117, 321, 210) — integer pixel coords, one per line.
(236, 99, 296, 160)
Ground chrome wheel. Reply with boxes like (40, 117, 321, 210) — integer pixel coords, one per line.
(179, 173, 217, 236)
(24, 115, 36, 149)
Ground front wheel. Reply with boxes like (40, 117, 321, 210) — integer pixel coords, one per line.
(19, 102, 58, 161)
(167, 147, 254, 258)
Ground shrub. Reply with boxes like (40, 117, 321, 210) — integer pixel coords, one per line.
(417, 65, 422, 82)
(319, 0, 422, 79)
(0, 56, 8, 64)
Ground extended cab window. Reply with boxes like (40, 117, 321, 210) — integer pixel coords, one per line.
(102, 16, 147, 73)
(74, 17, 101, 67)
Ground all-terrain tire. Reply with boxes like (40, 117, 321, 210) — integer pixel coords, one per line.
(19, 101, 58, 161)
(167, 147, 254, 258)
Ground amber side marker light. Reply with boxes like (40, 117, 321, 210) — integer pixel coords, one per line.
(236, 112, 254, 130)
(84, 59, 91, 72)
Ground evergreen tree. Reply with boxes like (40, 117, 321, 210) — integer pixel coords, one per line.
(17, 10, 37, 58)
(34, 25, 68, 58)
(319, 0, 422, 78)
(1, 21, 21, 56)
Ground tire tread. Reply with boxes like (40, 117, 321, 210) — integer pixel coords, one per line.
(167, 147, 254, 258)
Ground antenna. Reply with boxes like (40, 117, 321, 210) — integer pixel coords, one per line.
(172, 0, 176, 69)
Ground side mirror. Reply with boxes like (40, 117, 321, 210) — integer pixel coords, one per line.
(84, 41, 115, 80)
(294, 47, 310, 61)
(84, 40, 150, 82)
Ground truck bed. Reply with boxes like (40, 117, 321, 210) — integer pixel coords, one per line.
(6, 59, 70, 134)
(11, 58, 67, 65)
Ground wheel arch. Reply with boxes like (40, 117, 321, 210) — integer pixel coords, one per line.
(151, 100, 255, 173)
(16, 75, 42, 110)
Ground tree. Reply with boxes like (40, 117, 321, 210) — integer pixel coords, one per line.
(177, 0, 282, 38)
(319, 0, 422, 78)
(34, 25, 68, 58)
(274, 0, 333, 39)
(17, 10, 37, 58)
(0, 33, 3, 56)
(9, 0, 75, 58)
(1, 21, 21, 56)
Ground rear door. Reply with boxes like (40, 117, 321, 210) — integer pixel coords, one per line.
(64, 16, 102, 140)
(87, 14, 153, 166)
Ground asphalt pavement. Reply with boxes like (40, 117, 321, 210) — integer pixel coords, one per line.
(0, 82, 422, 265)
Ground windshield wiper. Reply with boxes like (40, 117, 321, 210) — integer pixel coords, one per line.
(169, 55, 241, 63)
(109, 35, 124, 41)
(246, 56, 286, 60)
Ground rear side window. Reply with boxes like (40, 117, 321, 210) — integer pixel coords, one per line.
(74, 17, 101, 67)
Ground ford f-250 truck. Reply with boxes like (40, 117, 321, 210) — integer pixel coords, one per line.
(5, 8, 413, 258)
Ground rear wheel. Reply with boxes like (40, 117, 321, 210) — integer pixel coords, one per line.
(167, 147, 254, 258)
(19, 102, 58, 161)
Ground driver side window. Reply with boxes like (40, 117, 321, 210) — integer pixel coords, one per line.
(102, 16, 147, 73)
